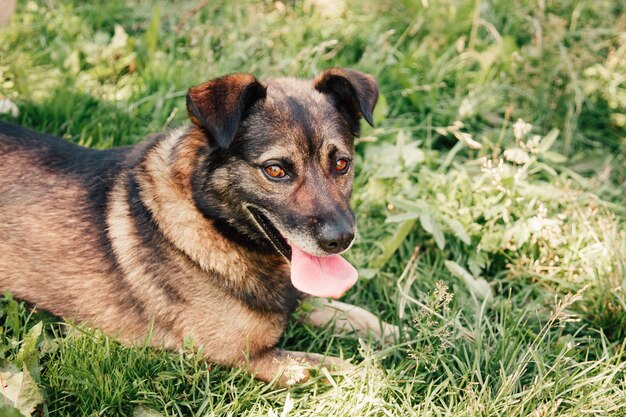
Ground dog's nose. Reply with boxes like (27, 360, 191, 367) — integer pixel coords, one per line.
(318, 230, 354, 254)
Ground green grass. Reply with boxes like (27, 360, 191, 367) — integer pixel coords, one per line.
(1, 0, 625, 416)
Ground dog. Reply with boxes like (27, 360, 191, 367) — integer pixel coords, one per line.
(0, 68, 397, 385)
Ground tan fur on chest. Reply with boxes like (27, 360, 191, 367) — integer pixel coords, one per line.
(106, 141, 288, 359)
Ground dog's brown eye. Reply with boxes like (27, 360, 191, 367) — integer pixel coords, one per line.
(264, 165, 286, 178)
(335, 158, 349, 173)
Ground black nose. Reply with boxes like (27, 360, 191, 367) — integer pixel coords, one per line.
(318, 230, 354, 254)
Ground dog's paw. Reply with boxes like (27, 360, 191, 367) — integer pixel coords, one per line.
(258, 349, 353, 387)
(336, 305, 399, 345)
(276, 355, 312, 386)
(356, 319, 399, 345)
(301, 299, 401, 345)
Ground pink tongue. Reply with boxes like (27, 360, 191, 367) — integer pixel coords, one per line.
(289, 245, 358, 298)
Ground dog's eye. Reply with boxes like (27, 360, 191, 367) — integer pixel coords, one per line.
(335, 158, 350, 173)
(264, 164, 286, 179)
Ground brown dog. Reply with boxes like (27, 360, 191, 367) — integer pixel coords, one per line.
(0, 68, 397, 384)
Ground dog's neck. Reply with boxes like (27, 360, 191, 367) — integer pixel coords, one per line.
(134, 127, 287, 282)
(104, 127, 298, 315)
(128, 127, 300, 313)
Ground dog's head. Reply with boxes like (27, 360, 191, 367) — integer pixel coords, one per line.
(186, 69, 377, 268)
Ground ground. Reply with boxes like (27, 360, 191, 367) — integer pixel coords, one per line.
(0, 0, 625, 416)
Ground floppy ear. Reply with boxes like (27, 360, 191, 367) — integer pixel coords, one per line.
(186, 73, 267, 149)
(313, 68, 378, 135)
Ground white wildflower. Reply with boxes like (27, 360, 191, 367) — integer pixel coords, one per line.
(513, 119, 533, 140)
(481, 157, 510, 194)
(527, 205, 566, 248)
(503, 148, 530, 164)
(524, 134, 542, 153)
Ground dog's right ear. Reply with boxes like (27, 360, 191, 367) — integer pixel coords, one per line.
(186, 74, 267, 149)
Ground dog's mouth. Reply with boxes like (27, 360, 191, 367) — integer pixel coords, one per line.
(246, 205, 359, 299)
(247, 206, 292, 260)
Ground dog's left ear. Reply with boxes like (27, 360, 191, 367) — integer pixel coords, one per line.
(186, 73, 267, 149)
(314, 68, 378, 135)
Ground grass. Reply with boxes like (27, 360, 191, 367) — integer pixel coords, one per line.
(1, 0, 625, 416)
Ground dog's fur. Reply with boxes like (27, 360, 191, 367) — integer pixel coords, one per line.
(0, 68, 395, 384)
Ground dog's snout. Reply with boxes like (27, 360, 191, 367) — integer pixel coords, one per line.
(318, 227, 354, 254)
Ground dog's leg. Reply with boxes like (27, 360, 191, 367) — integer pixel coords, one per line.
(300, 298, 399, 344)
(243, 348, 350, 386)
